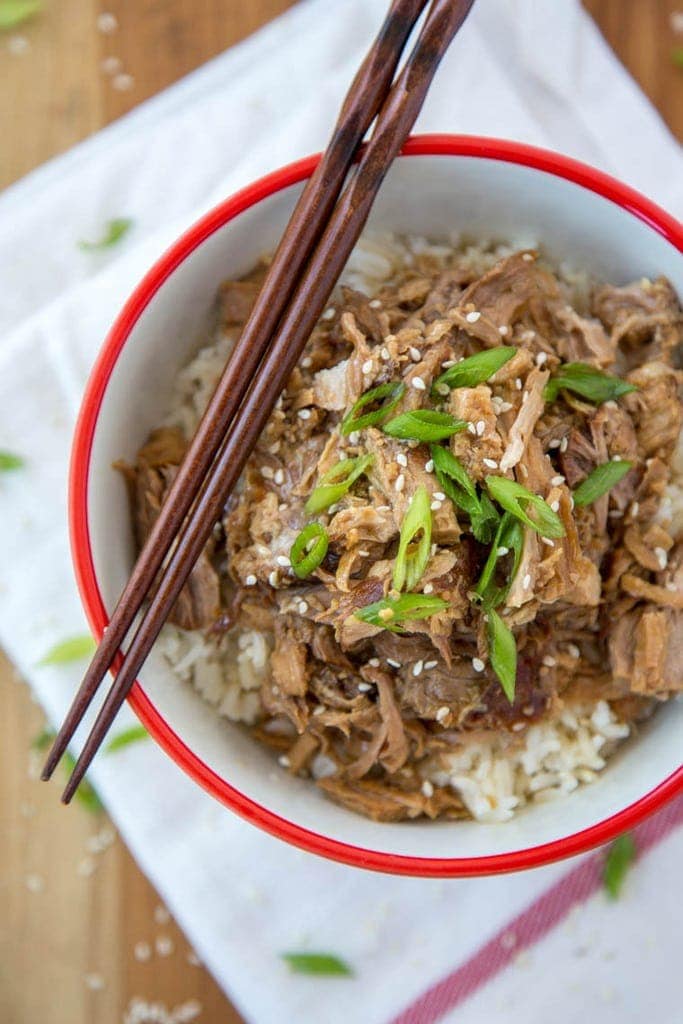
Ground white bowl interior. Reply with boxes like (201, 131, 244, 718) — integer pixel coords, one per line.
(87, 153, 682, 863)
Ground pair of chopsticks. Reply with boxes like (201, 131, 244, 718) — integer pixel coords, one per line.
(44, 0, 475, 803)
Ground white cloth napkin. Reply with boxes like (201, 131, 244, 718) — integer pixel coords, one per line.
(1, 1, 681, 1021)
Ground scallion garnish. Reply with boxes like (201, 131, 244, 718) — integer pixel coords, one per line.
(393, 486, 432, 591)
(487, 607, 517, 703)
(543, 362, 636, 404)
(383, 409, 468, 443)
(431, 445, 500, 542)
(78, 217, 133, 252)
(105, 724, 149, 753)
(474, 512, 524, 609)
(603, 833, 636, 899)
(469, 491, 500, 545)
(432, 346, 516, 394)
(38, 634, 96, 666)
(0, 450, 24, 471)
(281, 952, 353, 977)
(32, 730, 102, 812)
(290, 523, 329, 577)
(0, 0, 42, 30)
(341, 381, 405, 435)
(572, 459, 633, 507)
(485, 476, 565, 539)
(431, 445, 478, 501)
(305, 454, 374, 514)
(355, 592, 448, 632)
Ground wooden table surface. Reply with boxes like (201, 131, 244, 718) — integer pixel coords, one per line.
(1, 2, 680, 1022)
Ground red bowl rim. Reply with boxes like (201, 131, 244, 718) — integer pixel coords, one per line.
(70, 134, 683, 877)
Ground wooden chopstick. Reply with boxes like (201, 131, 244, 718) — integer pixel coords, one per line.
(42, 0, 429, 785)
(58, 0, 476, 803)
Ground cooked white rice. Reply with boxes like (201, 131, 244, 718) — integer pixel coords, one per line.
(155, 233, 682, 821)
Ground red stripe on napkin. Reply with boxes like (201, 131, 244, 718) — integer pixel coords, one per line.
(390, 795, 683, 1024)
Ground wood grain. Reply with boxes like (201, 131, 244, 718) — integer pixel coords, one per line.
(0, 2, 680, 1022)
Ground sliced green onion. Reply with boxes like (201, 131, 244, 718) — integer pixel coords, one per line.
(341, 381, 405, 435)
(32, 730, 102, 812)
(603, 833, 636, 899)
(474, 513, 524, 609)
(105, 725, 149, 753)
(487, 607, 517, 703)
(393, 486, 432, 591)
(674, 46, 683, 69)
(290, 523, 329, 577)
(573, 459, 633, 507)
(38, 634, 96, 666)
(544, 362, 636, 404)
(383, 409, 468, 442)
(0, 450, 24, 471)
(78, 217, 133, 252)
(305, 454, 374, 514)
(355, 593, 448, 632)
(432, 346, 516, 393)
(485, 476, 565, 539)
(431, 445, 478, 501)
(281, 952, 353, 977)
(0, 1, 42, 30)
(469, 491, 500, 545)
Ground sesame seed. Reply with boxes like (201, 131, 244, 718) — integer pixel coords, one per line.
(411, 376, 426, 391)
(358, 682, 372, 692)
(409, 346, 422, 362)
(551, 475, 565, 486)
(301, 356, 312, 368)
(424, 660, 438, 670)
(515, 378, 523, 390)
(654, 547, 668, 569)
(278, 755, 291, 768)
(423, 583, 434, 594)
(358, 549, 370, 557)
(430, 500, 442, 511)
(467, 422, 477, 436)
(274, 468, 285, 485)
(613, 454, 622, 462)
(441, 359, 457, 368)
(476, 419, 486, 436)
(313, 705, 325, 715)
(499, 325, 509, 336)
(378, 607, 394, 622)
(25, 873, 44, 893)
(535, 351, 548, 366)
(381, 346, 391, 360)
(8, 34, 30, 55)
(322, 306, 336, 321)
(421, 780, 434, 798)
(497, 546, 509, 556)
(97, 12, 118, 33)
(541, 537, 555, 547)
(369, 298, 382, 308)
(362, 359, 373, 375)
(550, 500, 560, 512)
(499, 401, 514, 412)
(268, 570, 279, 587)
(101, 55, 122, 75)
(511, 722, 527, 732)
(568, 643, 581, 659)
(387, 658, 402, 668)
(396, 453, 408, 467)
(436, 706, 449, 724)
(560, 436, 568, 453)
(298, 408, 312, 420)
(368, 657, 380, 667)
(348, 430, 360, 445)
(155, 936, 174, 957)
(84, 973, 105, 991)
(112, 73, 134, 91)
(472, 657, 485, 672)
(412, 660, 424, 677)
(261, 465, 274, 479)
(279, 502, 288, 512)
(466, 311, 481, 323)
(134, 941, 152, 963)
(436, 383, 450, 396)
(542, 655, 557, 667)
(548, 439, 561, 449)
(77, 857, 96, 877)
(483, 458, 498, 469)
(433, 491, 446, 501)
(522, 253, 534, 262)
(276, 555, 290, 568)
(298, 601, 309, 615)
(522, 573, 532, 589)
(424, 459, 435, 473)
(394, 473, 406, 493)
(631, 501, 640, 516)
